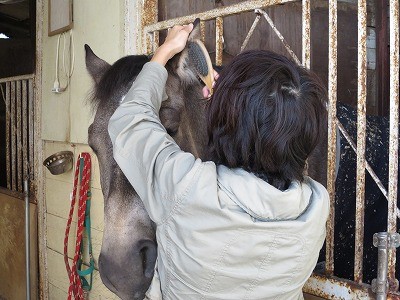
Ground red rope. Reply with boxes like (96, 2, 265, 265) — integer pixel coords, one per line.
(64, 153, 91, 300)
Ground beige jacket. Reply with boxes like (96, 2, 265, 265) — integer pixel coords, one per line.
(108, 62, 330, 300)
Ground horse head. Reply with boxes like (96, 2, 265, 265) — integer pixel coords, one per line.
(85, 20, 207, 300)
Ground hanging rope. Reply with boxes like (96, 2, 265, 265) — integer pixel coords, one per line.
(64, 152, 92, 300)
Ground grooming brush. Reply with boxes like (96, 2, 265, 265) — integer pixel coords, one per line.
(188, 39, 214, 95)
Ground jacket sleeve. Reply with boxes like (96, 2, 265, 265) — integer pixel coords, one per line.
(108, 61, 203, 224)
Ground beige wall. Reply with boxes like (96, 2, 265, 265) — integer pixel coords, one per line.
(41, 0, 126, 143)
(43, 142, 117, 299)
(40, 0, 132, 298)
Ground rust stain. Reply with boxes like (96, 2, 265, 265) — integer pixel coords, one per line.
(387, 0, 400, 291)
(325, 0, 337, 277)
(354, 0, 367, 284)
(141, 0, 400, 297)
(240, 11, 261, 53)
(144, 0, 298, 33)
(215, 17, 224, 66)
(302, 0, 311, 69)
(200, 20, 206, 43)
(141, 0, 158, 54)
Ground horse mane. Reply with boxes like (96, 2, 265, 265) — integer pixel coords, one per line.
(89, 55, 150, 110)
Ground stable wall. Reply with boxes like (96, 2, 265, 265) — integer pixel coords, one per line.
(0, 194, 38, 300)
(40, 0, 130, 298)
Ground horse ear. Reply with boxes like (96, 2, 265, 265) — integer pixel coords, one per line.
(85, 44, 110, 85)
(187, 18, 201, 42)
(172, 19, 207, 86)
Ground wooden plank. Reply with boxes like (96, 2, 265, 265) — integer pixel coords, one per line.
(16, 80, 22, 192)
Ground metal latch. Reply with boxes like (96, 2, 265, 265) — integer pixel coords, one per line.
(371, 232, 400, 300)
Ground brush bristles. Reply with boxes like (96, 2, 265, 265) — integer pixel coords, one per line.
(188, 41, 209, 77)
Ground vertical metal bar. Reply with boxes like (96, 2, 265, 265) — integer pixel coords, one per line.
(152, 31, 159, 52)
(28, 79, 34, 181)
(302, 0, 311, 69)
(387, 0, 399, 291)
(200, 20, 206, 43)
(240, 13, 261, 52)
(141, 0, 158, 54)
(354, 0, 367, 284)
(325, 0, 338, 277)
(5, 82, 11, 190)
(22, 80, 28, 181)
(24, 178, 30, 300)
(215, 17, 224, 66)
(10, 81, 16, 192)
(16, 80, 22, 192)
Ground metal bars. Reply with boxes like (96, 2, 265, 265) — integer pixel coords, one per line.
(354, 0, 367, 284)
(215, 17, 224, 66)
(1, 74, 35, 196)
(141, 0, 400, 297)
(240, 13, 261, 52)
(302, 0, 311, 68)
(325, 0, 337, 277)
(144, 0, 297, 38)
(387, 0, 400, 291)
(256, 9, 301, 65)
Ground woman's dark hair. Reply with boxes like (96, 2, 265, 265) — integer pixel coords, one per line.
(207, 50, 327, 190)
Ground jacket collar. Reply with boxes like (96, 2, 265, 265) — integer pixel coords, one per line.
(217, 165, 312, 221)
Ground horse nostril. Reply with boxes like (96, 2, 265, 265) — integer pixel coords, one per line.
(138, 239, 157, 278)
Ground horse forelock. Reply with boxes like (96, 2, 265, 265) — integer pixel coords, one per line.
(89, 55, 150, 110)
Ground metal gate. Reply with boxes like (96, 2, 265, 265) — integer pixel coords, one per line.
(136, 0, 400, 298)
(0, 74, 36, 199)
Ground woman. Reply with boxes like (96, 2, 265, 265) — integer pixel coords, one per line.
(108, 24, 329, 299)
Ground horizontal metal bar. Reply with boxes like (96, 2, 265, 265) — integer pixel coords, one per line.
(144, 0, 298, 33)
(0, 74, 34, 84)
(303, 273, 400, 299)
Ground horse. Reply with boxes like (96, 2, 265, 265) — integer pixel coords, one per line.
(85, 21, 328, 299)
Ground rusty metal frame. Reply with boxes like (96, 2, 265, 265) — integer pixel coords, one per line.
(387, 0, 400, 291)
(354, 0, 368, 284)
(0, 74, 35, 198)
(325, 0, 337, 278)
(256, 8, 301, 65)
(137, 0, 400, 297)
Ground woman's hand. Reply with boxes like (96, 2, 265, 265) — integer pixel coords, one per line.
(151, 23, 194, 66)
(202, 70, 219, 98)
